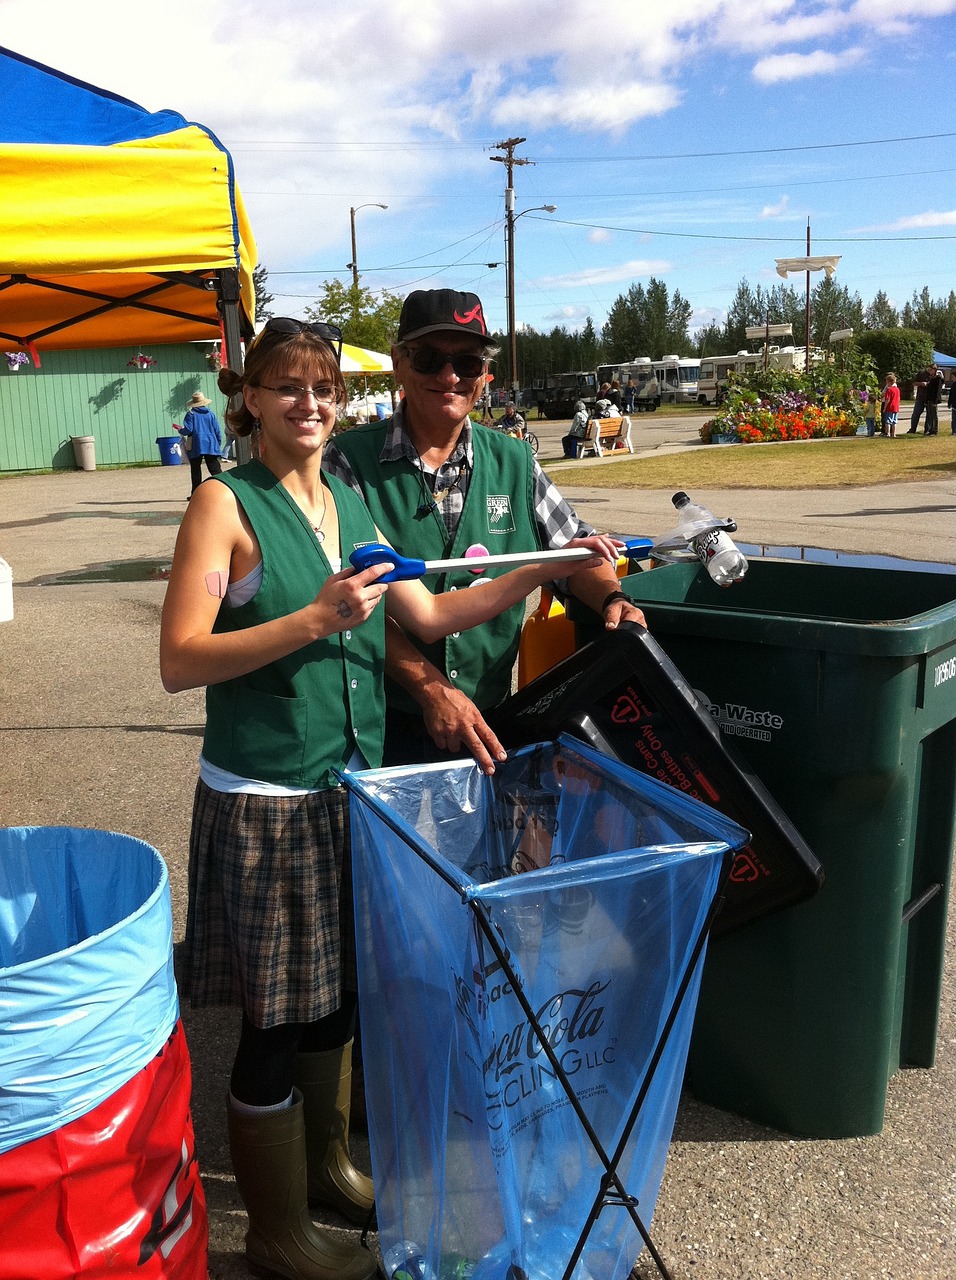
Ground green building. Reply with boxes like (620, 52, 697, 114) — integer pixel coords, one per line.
(0, 343, 225, 472)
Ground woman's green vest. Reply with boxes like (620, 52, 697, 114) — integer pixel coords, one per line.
(332, 424, 540, 711)
(203, 460, 385, 788)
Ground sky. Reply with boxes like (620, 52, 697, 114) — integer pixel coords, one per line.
(4, 0, 956, 344)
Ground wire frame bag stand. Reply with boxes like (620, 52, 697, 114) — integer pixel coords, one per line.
(342, 737, 748, 1280)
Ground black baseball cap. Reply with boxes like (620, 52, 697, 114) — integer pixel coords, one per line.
(397, 289, 490, 344)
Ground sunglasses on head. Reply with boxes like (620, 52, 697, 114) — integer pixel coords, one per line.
(248, 317, 343, 364)
(403, 345, 488, 379)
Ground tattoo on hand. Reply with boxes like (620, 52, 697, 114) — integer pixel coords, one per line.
(336, 600, 354, 618)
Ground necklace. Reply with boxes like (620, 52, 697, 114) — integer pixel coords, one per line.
(308, 486, 328, 543)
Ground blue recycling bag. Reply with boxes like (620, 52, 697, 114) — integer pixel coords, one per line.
(343, 737, 749, 1280)
(0, 826, 179, 1154)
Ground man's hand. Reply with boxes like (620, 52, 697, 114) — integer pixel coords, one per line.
(419, 682, 507, 775)
(602, 596, 647, 631)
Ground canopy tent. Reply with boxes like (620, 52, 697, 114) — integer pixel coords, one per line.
(0, 46, 257, 360)
(933, 350, 956, 369)
(341, 342, 392, 374)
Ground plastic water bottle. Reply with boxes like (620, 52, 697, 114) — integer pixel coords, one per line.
(672, 491, 748, 586)
(384, 1241, 438, 1280)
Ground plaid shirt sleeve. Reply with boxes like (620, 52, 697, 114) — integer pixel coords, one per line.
(532, 461, 595, 546)
(321, 439, 364, 497)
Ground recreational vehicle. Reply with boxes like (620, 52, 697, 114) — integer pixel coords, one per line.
(652, 355, 700, 405)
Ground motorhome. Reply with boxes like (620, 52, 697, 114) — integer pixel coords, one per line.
(696, 346, 820, 405)
(597, 356, 661, 411)
(652, 355, 700, 405)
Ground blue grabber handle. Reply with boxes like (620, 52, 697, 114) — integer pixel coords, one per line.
(350, 538, 656, 583)
(349, 543, 425, 582)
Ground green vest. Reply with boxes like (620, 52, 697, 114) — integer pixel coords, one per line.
(203, 460, 385, 787)
(332, 422, 540, 710)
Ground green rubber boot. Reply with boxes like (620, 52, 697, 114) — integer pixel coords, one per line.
(293, 1041, 375, 1225)
(227, 1091, 377, 1280)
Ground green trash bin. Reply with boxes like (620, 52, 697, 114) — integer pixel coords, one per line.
(572, 558, 956, 1138)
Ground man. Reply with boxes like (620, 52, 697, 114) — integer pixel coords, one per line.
(324, 288, 645, 772)
(923, 362, 944, 435)
(908, 363, 943, 434)
(496, 401, 526, 438)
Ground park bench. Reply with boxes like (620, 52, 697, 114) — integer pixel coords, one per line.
(578, 415, 633, 459)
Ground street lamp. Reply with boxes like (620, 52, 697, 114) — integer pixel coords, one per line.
(505, 202, 556, 397)
(347, 203, 388, 291)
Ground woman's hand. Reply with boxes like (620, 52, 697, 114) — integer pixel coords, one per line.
(310, 562, 393, 635)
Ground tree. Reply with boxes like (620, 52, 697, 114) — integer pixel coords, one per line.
(306, 279, 403, 353)
(865, 291, 898, 330)
(252, 264, 274, 322)
(855, 327, 933, 387)
(602, 277, 693, 361)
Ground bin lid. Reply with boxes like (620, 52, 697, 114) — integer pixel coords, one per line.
(602, 560, 956, 659)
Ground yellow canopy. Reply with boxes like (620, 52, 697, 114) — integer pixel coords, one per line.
(341, 342, 393, 374)
(0, 47, 256, 353)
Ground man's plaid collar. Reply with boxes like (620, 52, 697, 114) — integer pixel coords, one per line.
(381, 402, 474, 470)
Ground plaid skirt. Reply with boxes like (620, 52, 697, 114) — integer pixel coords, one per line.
(178, 779, 356, 1028)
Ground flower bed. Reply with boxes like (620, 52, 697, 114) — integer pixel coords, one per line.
(701, 387, 864, 446)
(699, 359, 876, 446)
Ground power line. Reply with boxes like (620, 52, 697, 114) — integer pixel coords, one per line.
(533, 215, 956, 244)
(226, 129, 955, 159)
(540, 132, 956, 162)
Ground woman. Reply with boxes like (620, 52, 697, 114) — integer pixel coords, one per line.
(180, 391, 224, 494)
(159, 318, 618, 1280)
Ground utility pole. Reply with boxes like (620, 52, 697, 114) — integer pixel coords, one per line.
(491, 138, 533, 398)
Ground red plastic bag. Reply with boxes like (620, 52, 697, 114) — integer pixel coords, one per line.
(0, 1020, 207, 1280)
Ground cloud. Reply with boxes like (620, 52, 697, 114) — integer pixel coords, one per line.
(542, 305, 593, 325)
(753, 46, 864, 82)
(540, 260, 672, 288)
(589, 229, 614, 244)
(760, 195, 790, 218)
(856, 209, 956, 231)
(491, 83, 679, 133)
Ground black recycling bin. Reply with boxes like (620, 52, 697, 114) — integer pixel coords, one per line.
(488, 623, 823, 937)
(569, 558, 956, 1138)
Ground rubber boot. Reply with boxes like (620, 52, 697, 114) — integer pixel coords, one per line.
(293, 1041, 375, 1225)
(227, 1091, 377, 1280)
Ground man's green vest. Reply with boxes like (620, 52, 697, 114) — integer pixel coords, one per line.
(333, 423, 540, 711)
(203, 460, 385, 788)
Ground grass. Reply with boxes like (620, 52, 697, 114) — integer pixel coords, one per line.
(545, 434, 956, 489)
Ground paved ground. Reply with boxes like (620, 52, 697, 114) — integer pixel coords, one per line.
(1, 443, 954, 1280)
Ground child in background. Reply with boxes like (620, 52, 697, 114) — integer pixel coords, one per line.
(881, 373, 900, 437)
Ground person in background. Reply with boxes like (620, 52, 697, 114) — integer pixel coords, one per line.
(923, 362, 944, 435)
(907, 363, 942, 434)
(947, 370, 956, 434)
(324, 288, 646, 773)
(881, 372, 900, 438)
(180, 392, 224, 494)
(623, 376, 637, 413)
(496, 401, 526, 438)
(159, 316, 617, 1280)
(562, 398, 590, 458)
(608, 379, 622, 412)
(863, 386, 878, 437)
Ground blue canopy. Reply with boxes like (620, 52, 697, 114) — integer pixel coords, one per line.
(932, 350, 956, 368)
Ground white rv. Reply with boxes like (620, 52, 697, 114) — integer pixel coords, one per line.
(696, 346, 824, 405)
(652, 355, 701, 405)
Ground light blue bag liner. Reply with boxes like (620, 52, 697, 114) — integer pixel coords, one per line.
(0, 826, 179, 1156)
(343, 736, 749, 1280)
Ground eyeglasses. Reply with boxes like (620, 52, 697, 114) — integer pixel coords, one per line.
(402, 345, 488, 379)
(248, 317, 343, 364)
(259, 383, 341, 406)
